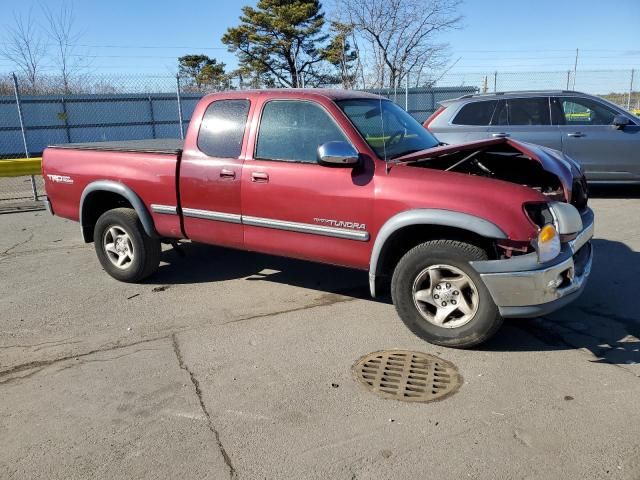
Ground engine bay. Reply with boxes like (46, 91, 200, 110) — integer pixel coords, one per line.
(406, 143, 566, 201)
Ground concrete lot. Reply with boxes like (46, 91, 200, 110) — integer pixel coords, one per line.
(1, 190, 640, 479)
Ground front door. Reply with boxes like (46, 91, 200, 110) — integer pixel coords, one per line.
(179, 99, 251, 247)
(486, 97, 563, 150)
(241, 99, 374, 269)
(556, 96, 640, 181)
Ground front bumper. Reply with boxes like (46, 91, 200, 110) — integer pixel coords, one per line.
(470, 208, 594, 318)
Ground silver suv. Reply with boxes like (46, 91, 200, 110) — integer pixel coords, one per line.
(425, 90, 640, 183)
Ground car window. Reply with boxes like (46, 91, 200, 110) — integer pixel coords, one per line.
(560, 97, 618, 125)
(197, 99, 250, 158)
(337, 99, 439, 159)
(452, 100, 498, 125)
(256, 100, 349, 163)
(492, 97, 550, 126)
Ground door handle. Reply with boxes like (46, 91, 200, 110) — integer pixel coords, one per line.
(220, 168, 236, 179)
(492, 132, 510, 138)
(567, 132, 585, 138)
(251, 172, 269, 183)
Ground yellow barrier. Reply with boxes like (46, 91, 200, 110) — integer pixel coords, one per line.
(0, 158, 42, 177)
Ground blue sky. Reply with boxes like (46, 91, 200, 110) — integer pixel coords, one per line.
(0, 0, 638, 76)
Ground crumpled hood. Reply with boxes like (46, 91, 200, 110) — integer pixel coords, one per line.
(395, 137, 581, 199)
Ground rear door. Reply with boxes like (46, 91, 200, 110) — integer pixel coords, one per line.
(241, 98, 374, 269)
(556, 96, 640, 181)
(431, 100, 496, 144)
(486, 97, 562, 150)
(179, 99, 251, 248)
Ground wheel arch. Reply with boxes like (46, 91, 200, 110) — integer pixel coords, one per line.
(369, 209, 507, 297)
(79, 180, 158, 243)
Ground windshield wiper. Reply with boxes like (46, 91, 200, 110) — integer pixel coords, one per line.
(389, 149, 423, 160)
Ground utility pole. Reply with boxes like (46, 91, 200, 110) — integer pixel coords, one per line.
(572, 48, 579, 90)
(493, 71, 498, 93)
(566, 70, 571, 90)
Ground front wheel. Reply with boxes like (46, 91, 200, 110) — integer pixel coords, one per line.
(94, 208, 161, 282)
(391, 240, 503, 348)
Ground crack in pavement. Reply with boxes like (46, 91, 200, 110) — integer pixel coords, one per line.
(0, 335, 170, 382)
(221, 293, 358, 326)
(1, 295, 357, 380)
(171, 333, 237, 479)
(1, 233, 34, 256)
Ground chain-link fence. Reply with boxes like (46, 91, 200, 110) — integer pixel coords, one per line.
(1, 69, 638, 209)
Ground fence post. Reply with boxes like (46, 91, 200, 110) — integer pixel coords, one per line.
(148, 95, 157, 139)
(12, 73, 38, 201)
(493, 71, 498, 92)
(405, 72, 409, 111)
(176, 74, 185, 140)
(628, 69, 635, 111)
(60, 97, 71, 143)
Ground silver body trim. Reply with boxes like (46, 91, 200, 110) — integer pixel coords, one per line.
(147, 204, 369, 241)
(150, 204, 178, 215)
(243, 215, 370, 241)
(182, 208, 242, 224)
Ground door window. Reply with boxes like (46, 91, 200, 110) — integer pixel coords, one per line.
(197, 99, 250, 158)
(256, 100, 349, 163)
(560, 97, 618, 125)
(451, 100, 498, 125)
(492, 97, 551, 126)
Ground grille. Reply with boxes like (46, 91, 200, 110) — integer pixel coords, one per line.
(571, 178, 589, 212)
(353, 350, 461, 403)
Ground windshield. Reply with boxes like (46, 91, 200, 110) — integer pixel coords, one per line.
(337, 99, 440, 160)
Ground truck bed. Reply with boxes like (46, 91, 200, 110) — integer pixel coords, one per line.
(49, 139, 183, 155)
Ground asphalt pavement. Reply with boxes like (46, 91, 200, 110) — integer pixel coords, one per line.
(1, 190, 640, 479)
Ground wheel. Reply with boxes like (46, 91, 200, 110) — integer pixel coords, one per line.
(93, 208, 161, 282)
(391, 240, 503, 348)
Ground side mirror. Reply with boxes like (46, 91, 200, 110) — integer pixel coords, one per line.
(318, 141, 359, 166)
(613, 114, 630, 129)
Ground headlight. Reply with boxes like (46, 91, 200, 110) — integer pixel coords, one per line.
(535, 224, 561, 263)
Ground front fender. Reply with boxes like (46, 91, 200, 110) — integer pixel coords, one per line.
(369, 209, 507, 297)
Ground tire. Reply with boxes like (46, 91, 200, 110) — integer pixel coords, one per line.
(93, 208, 161, 282)
(391, 240, 503, 348)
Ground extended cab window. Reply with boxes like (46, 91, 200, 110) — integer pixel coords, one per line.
(560, 97, 618, 125)
(197, 99, 250, 158)
(452, 100, 497, 125)
(256, 100, 348, 163)
(492, 97, 551, 126)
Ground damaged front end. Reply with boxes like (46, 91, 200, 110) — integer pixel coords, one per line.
(395, 137, 588, 212)
(393, 137, 595, 317)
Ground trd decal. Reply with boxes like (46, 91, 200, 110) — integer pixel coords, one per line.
(47, 174, 74, 184)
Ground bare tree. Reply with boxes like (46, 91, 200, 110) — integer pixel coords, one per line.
(335, 0, 461, 88)
(42, 1, 86, 93)
(1, 10, 48, 89)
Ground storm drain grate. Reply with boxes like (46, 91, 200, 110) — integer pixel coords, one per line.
(353, 350, 461, 402)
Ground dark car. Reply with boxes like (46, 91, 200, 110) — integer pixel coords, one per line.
(425, 90, 640, 183)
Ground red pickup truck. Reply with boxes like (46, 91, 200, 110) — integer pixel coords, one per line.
(42, 89, 594, 348)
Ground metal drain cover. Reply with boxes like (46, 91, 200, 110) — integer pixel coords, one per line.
(353, 350, 461, 402)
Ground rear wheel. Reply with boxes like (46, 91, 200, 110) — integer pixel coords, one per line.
(94, 208, 160, 282)
(391, 240, 502, 348)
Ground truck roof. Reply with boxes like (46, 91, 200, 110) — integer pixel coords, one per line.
(202, 88, 385, 102)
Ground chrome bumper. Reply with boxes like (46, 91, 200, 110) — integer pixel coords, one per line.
(470, 208, 594, 318)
